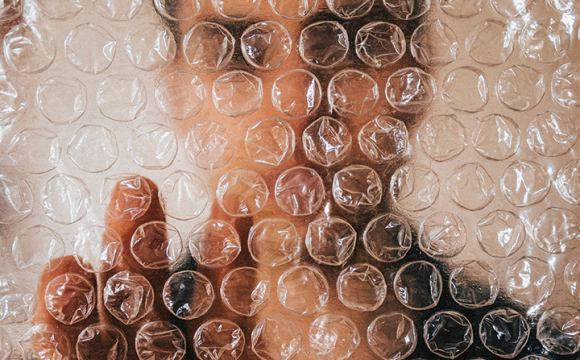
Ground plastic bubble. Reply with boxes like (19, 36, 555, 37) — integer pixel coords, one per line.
(363, 213, 412, 262)
(328, 70, 378, 117)
(131, 221, 182, 269)
(490, 0, 535, 17)
(520, 18, 570, 63)
(424, 311, 473, 359)
(97, 75, 146, 122)
(36, 76, 86, 125)
(213, 71, 263, 117)
(337, 263, 387, 311)
(552, 62, 580, 108)
(124, 23, 176, 71)
(186, 121, 235, 170)
(549, 0, 580, 11)
(183, 22, 234, 71)
(1, 330, 11, 359)
(537, 307, 580, 355)
(564, 261, 580, 302)
(76, 324, 127, 360)
(0, 176, 32, 225)
(390, 165, 440, 211)
(103, 271, 154, 325)
(466, 20, 514, 65)
(355, 22, 405, 68)
(306, 217, 356, 266)
(480, 308, 530, 358)
(155, 71, 206, 120)
(520, 356, 549, 360)
(272, 69, 321, 117)
(358, 116, 409, 163)
(309, 315, 360, 360)
(246, 118, 295, 166)
(188, 220, 241, 268)
(417, 114, 465, 162)
(73, 226, 123, 273)
(241, 21, 292, 69)
(333, 165, 382, 213)
(0, 0, 21, 22)
(248, 219, 301, 267)
(217, 170, 269, 217)
(497, 65, 544, 111)
(154, 0, 202, 20)
(383, 0, 430, 19)
(439, 0, 483, 17)
(194, 319, 245, 360)
(4, 24, 55, 74)
(12, 225, 64, 272)
(163, 271, 214, 320)
(506, 256, 555, 306)
(93, 0, 142, 20)
(44, 273, 94, 325)
(278, 266, 329, 315)
(19, 325, 71, 360)
(556, 159, 580, 205)
(527, 111, 576, 156)
(0, 275, 35, 324)
(0, 76, 26, 126)
(367, 313, 416, 360)
(41, 174, 90, 224)
(394, 261, 442, 310)
(135, 321, 186, 360)
(303, 117, 352, 167)
(476, 210, 525, 258)
(129, 123, 177, 170)
(299, 21, 348, 68)
(159, 171, 209, 220)
(8, 128, 60, 174)
(386, 67, 436, 113)
(275, 167, 324, 216)
(411, 20, 458, 66)
(419, 212, 466, 258)
(221, 267, 271, 316)
(442, 66, 488, 113)
(100, 174, 151, 221)
(533, 207, 580, 254)
(448, 163, 495, 211)
(36, 0, 81, 20)
(501, 160, 550, 207)
(252, 317, 301, 360)
(450, 261, 499, 308)
(68, 125, 118, 173)
(64, 23, 116, 75)
(327, 0, 374, 18)
(212, 0, 260, 19)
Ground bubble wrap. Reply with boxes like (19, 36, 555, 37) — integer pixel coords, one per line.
(1, 0, 580, 359)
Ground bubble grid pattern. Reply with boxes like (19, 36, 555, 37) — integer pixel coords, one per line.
(0, 0, 580, 359)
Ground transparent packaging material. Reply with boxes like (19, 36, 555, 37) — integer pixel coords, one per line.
(1, 1, 580, 360)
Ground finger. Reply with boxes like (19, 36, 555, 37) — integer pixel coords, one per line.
(32, 176, 170, 360)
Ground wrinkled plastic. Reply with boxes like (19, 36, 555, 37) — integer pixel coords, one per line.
(480, 308, 530, 358)
(423, 311, 473, 358)
(309, 315, 360, 360)
(103, 271, 154, 325)
(220, 267, 271, 316)
(194, 319, 245, 360)
(4, 2, 580, 360)
(44, 274, 94, 325)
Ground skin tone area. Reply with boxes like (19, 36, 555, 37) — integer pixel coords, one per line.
(25, 1, 425, 359)
(15, 0, 580, 359)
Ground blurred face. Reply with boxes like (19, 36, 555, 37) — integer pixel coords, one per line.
(0, 0, 576, 360)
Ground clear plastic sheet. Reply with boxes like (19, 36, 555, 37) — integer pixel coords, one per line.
(2, 0, 580, 360)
